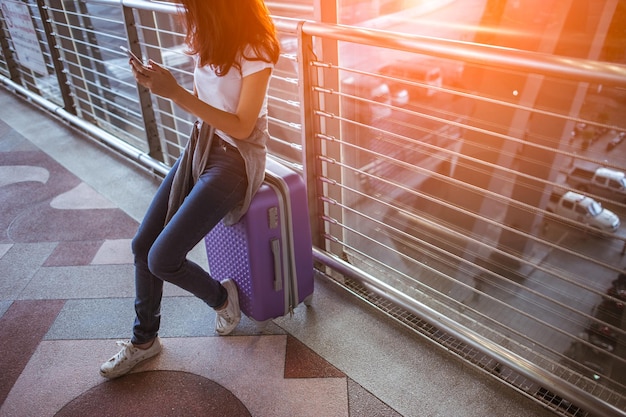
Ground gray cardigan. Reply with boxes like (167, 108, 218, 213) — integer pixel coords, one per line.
(165, 117, 268, 226)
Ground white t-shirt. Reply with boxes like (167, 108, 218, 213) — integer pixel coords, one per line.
(193, 48, 273, 145)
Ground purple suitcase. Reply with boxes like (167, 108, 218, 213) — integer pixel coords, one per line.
(204, 158, 314, 323)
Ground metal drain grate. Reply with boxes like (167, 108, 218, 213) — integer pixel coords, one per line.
(341, 276, 592, 417)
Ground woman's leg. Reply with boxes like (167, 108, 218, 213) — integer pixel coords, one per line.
(147, 146, 247, 301)
(142, 145, 247, 325)
(130, 158, 180, 345)
(100, 158, 180, 379)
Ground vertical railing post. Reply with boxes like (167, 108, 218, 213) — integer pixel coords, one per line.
(0, 11, 22, 84)
(122, 5, 163, 162)
(298, 23, 323, 249)
(56, 0, 105, 121)
(307, 1, 344, 260)
(137, 8, 181, 165)
(299, 21, 346, 268)
(75, 0, 114, 121)
(36, 0, 75, 114)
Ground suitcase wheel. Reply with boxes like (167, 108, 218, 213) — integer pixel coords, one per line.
(303, 294, 313, 307)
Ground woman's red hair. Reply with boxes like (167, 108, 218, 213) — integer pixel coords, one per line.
(178, 0, 280, 76)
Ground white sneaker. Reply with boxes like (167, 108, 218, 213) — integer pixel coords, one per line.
(215, 279, 241, 335)
(100, 337, 162, 379)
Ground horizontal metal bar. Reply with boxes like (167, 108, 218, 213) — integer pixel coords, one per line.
(84, 0, 177, 14)
(267, 2, 313, 16)
(299, 20, 626, 87)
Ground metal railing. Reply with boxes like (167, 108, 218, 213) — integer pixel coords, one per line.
(296, 15, 626, 417)
(1, 1, 625, 416)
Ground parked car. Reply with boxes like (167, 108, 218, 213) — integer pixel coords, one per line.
(546, 191, 621, 233)
(566, 165, 626, 202)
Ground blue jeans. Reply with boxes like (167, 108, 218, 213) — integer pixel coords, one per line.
(130, 141, 247, 345)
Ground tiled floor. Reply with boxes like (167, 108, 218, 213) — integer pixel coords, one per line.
(0, 87, 557, 416)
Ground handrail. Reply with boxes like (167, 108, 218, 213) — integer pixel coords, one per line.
(267, 1, 313, 16)
(298, 20, 626, 87)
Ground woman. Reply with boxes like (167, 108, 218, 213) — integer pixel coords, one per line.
(100, 0, 280, 379)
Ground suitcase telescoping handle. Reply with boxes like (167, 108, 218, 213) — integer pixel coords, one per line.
(265, 168, 297, 315)
(270, 238, 283, 291)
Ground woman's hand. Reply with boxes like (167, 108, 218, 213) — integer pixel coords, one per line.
(130, 59, 182, 100)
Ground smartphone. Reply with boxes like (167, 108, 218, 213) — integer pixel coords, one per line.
(120, 46, 147, 68)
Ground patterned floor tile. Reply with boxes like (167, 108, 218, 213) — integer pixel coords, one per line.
(91, 239, 134, 265)
(0, 300, 65, 406)
(1, 337, 349, 417)
(43, 240, 103, 266)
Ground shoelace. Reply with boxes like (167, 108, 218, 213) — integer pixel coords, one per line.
(217, 310, 233, 322)
(114, 340, 135, 359)
(216, 309, 236, 332)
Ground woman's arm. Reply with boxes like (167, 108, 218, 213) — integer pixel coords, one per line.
(131, 59, 271, 140)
